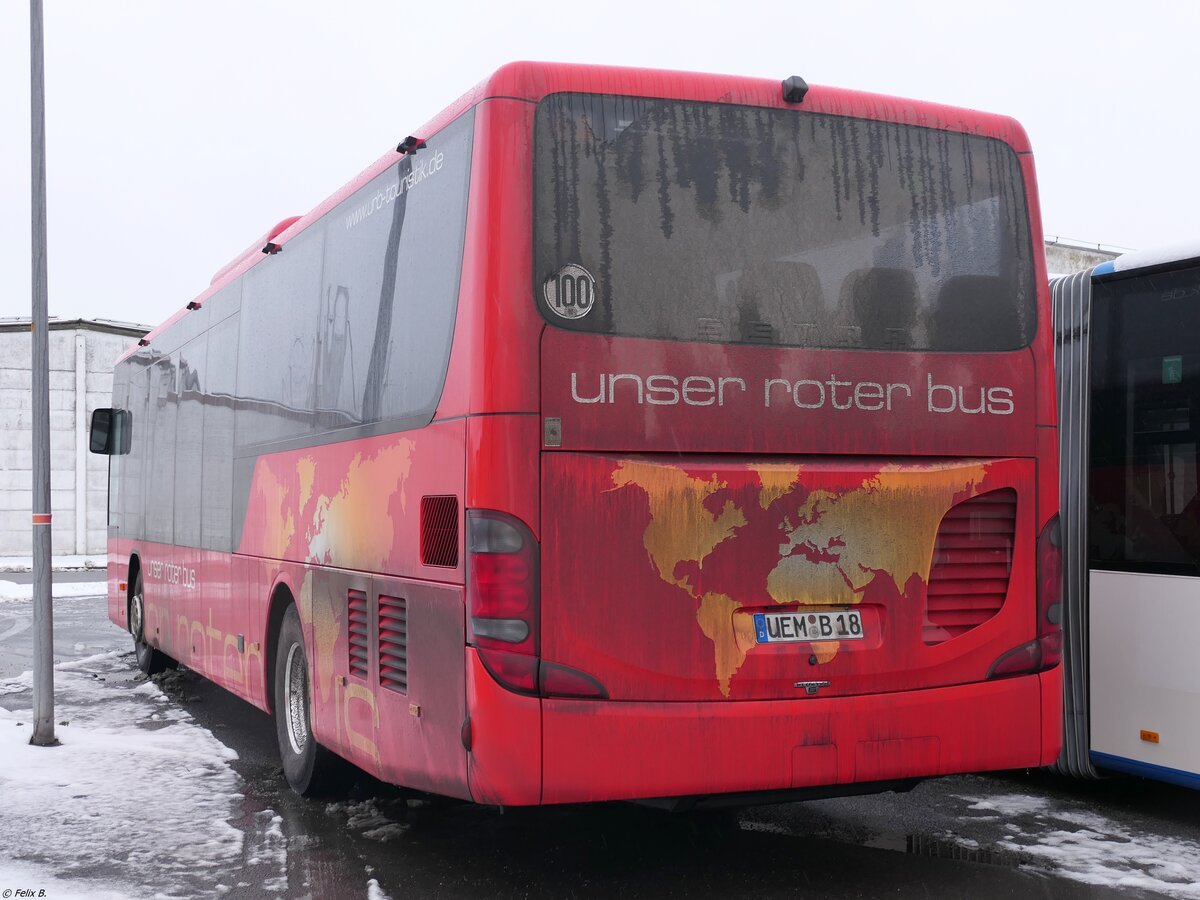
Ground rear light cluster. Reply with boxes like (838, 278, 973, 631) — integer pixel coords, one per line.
(467, 510, 606, 700)
(987, 515, 1063, 679)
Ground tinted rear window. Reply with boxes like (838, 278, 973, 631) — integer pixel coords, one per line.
(534, 94, 1035, 352)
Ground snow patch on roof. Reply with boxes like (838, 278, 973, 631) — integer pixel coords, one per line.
(1115, 239, 1200, 273)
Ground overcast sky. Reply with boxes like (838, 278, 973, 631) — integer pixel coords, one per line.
(1, 0, 1196, 327)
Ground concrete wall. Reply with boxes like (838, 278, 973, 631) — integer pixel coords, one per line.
(1045, 242, 1121, 277)
(0, 324, 143, 556)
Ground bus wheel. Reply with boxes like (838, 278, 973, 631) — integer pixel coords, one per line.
(130, 572, 172, 675)
(274, 604, 345, 796)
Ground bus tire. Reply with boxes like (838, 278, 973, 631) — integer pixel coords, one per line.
(274, 604, 345, 796)
(129, 571, 172, 675)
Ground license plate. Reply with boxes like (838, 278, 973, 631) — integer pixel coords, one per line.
(754, 609, 866, 644)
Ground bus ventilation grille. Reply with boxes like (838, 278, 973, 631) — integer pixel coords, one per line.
(421, 495, 459, 568)
(379, 595, 408, 693)
(348, 589, 369, 679)
(923, 488, 1016, 645)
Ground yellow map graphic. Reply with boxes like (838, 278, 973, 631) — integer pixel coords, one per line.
(305, 440, 414, 571)
(250, 438, 415, 571)
(250, 462, 297, 561)
(613, 460, 989, 696)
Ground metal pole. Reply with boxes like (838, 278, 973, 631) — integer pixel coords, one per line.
(30, 0, 57, 748)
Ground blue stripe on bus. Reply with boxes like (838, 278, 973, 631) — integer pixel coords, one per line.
(1091, 260, 1117, 277)
(1091, 751, 1200, 790)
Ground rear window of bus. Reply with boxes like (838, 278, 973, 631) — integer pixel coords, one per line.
(533, 93, 1036, 353)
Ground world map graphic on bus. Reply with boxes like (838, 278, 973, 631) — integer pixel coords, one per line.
(612, 459, 992, 695)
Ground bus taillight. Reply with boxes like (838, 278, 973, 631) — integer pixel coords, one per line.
(467, 510, 540, 694)
(466, 509, 607, 699)
(988, 515, 1062, 679)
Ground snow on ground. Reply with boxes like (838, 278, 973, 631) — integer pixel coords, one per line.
(0, 652, 245, 899)
(0, 577, 108, 602)
(242, 809, 289, 893)
(954, 793, 1200, 898)
(325, 797, 410, 843)
(0, 555, 107, 573)
(0, 859, 127, 900)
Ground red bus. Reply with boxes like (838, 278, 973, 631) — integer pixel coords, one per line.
(90, 62, 1062, 806)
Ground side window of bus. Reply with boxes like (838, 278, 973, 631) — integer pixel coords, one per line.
(202, 312, 239, 551)
(236, 225, 325, 447)
(319, 108, 475, 429)
(174, 332, 208, 548)
(122, 361, 151, 541)
(145, 353, 178, 545)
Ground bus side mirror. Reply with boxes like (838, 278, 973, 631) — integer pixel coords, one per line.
(89, 408, 131, 455)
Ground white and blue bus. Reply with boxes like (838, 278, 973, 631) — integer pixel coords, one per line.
(1054, 241, 1200, 788)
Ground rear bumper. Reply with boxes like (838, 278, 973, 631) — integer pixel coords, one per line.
(466, 649, 1062, 806)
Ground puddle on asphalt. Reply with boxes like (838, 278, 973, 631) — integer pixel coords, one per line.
(862, 832, 1026, 868)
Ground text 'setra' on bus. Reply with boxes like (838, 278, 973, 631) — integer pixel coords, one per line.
(90, 63, 1062, 808)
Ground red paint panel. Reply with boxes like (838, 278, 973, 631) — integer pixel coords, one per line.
(465, 648, 542, 806)
(234, 553, 272, 710)
(1040, 666, 1064, 766)
(236, 422, 466, 579)
(103, 539, 268, 710)
(108, 540, 130, 628)
(477, 63, 1032, 150)
(855, 737, 941, 783)
(1037, 424, 1060, 531)
(541, 675, 1043, 804)
(792, 744, 840, 787)
(466, 415, 542, 539)
(456, 100, 541, 419)
(1017, 150, 1058, 431)
(542, 454, 1036, 702)
(542, 331, 1036, 457)
(110, 422, 471, 789)
(374, 579, 471, 800)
